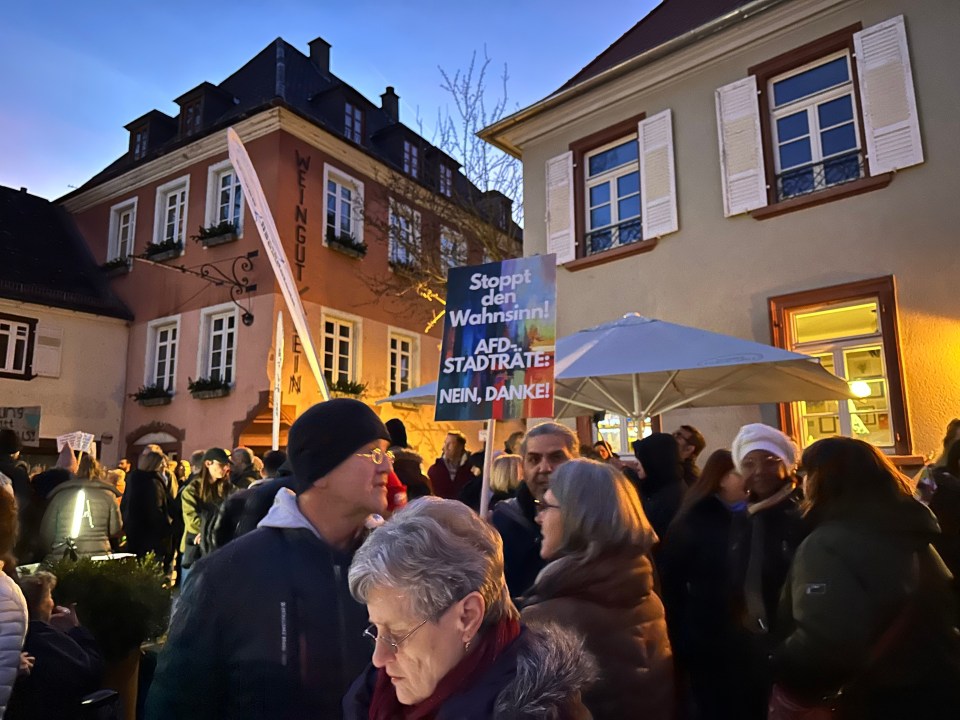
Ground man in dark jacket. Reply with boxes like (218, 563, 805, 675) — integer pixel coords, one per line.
(491, 422, 577, 599)
(146, 399, 394, 720)
(427, 431, 474, 499)
(728, 423, 807, 719)
(229, 447, 260, 489)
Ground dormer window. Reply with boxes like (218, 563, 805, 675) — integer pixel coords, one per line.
(344, 102, 363, 143)
(133, 126, 149, 160)
(182, 99, 203, 137)
(403, 141, 419, 179)
(439, 164, 453, 197)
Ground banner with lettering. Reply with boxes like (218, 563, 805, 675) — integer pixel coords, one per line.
(436, 255, 556, 421)
(0, 406, 40, 447)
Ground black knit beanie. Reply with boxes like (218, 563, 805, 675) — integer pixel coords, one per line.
(287, 398, 390, 492)
(0, 429, 21, 456)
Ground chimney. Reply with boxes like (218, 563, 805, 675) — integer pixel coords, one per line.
(308, 37, 331, 75)
(381, 86, 399, 122)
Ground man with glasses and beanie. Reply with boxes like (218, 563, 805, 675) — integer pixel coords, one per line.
(727, 423, 808, 719)
(146, 398, 394, 720)
(673, 425, 706, 488)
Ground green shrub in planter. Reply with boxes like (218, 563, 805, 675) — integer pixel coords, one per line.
(129, 384, 172, 402)
(46, 554, 172, 662)
(188, 375, 231, 393)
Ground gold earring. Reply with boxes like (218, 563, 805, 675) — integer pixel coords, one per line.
(464, 640, 471, 652)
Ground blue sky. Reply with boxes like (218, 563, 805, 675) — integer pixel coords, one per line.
(1, 0, 659, 200)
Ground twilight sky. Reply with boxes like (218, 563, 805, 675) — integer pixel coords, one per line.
(1, 0, 659, 200)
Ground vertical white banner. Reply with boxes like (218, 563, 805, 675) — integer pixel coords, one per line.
(272, 312, 284, 451)
(227, 128, 329, 401)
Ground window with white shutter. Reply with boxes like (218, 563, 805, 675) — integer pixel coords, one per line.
(638, 109, 678, 238)
(544, 152, 575, 264)
(32, 324, 62, 378)
(715, 76, 768, 217)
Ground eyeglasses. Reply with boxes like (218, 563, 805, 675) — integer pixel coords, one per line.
(740, 455, 785, 473)
(354, 448, 395, 466)
(363, 618, 428, 654)
(533, 498, 561, 514)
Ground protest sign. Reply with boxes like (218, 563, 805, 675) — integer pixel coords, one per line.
(57, 431, 95, 453)
(0, 406, 41, 447)
(436, 255, 556, 421)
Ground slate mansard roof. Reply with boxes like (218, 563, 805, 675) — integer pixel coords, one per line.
(0, 185, 133, 320)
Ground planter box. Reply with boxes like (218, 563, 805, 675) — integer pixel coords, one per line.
(200, 232, 237, 248)
(138, 396, 172, 407)
(191, 387, 231, 400)
(330, 391, 363, 400)
(103, 262, 131, 278)
(145, 247, 181, 262)
(328, 240, 365, 259)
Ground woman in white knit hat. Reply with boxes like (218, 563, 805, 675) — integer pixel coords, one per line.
(726, 423, 809, 720)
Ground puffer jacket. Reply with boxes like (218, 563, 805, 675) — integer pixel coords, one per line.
(146, 489, 371, 720)
(774, 496, 960, 718)
(521, 549, 674, 720)
(39, 479, 121, 562)
(0, 571, 27, 717)
(343, 623, 596, 719)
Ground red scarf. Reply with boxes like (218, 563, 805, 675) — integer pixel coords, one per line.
(368, 618, 521, 720)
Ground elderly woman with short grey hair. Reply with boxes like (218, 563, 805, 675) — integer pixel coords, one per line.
(522, 458, 674, 720)
(343, 496, 595, 720)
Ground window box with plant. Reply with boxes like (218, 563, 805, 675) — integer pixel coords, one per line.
(143, 239, 183, 262)
(388, 258, 419, 277)
(101, 256, 132, 277)
(193, 221, 238, 248)
(328, 378, 367, 398)
(188, 375, 232, 399)
(130, 383, 173, 406)
(326, 229, 367, 258)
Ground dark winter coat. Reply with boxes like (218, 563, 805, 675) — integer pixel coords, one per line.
(5, 622, 104, 720)
(773, 497, 960, 718)
(633, 434, 685, 541)
(522, 549, 673, 720)
(179, 479, 233, 566)
(145, 489, 371, 720)
(17, 469, 71, 563)
(391, 448, 431, 499)
(427, 456, 474, 499)
(929, 467, 960, 601)
(342, 624, 596, 720)
(233, 473, 298, 538)
(230, 467, 260, 490)
(491, 482, 547, 599)
(0, 457, 30, 517)
(120, 469, 172, 559)
(39, 478, 122, 562)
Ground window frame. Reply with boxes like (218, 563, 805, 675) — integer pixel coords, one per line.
(439, 226, 467, 270)
(107, 197, 138, 262)
(403, 140, 420, 179)
(132, 126, 149, 160)
(569, 113, 650, 262)
(438, 164, 453, 197)
(388, 199, 422, 269)
(749, 23, 888, 215)
(0, 312, 37, 380)
(768, 275, 912, 457)
(387, 329, 419, 396)
(153, 175, 190, 246)
(322, 165, 365, 245)
(198, 303, 238, 385)
(320, 310, 363, 386)
(344, 101, 364, 144)
(204, 160, 244, 235)
(145, 314, 181, 392)
(181, 99, 203, 137)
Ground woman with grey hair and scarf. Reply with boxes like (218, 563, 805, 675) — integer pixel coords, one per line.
(522, 458, 674, 720)
(343, 497, 594, 720)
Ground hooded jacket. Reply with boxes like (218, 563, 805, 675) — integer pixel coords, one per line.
(391, 447, 432, 499)
(632, 434, 685, 540)
(342, 623, 596, 720)
(120, 469, 172, 559)
(145, 489, 371, 720)
(522, 550, 674, 720)
(773, 497, 960, 717)
(39, 478, 121, 562)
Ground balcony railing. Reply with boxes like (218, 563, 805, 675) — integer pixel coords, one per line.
(585, 218, 642, 257)
(776, 151, 864, 202)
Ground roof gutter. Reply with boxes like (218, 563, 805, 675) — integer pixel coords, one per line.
(479, 0, 792, 157)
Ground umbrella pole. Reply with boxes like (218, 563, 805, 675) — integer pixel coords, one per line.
(632, 375, 643, 419)
(479, 419, 496, 518)
(640, 370, 680, 419)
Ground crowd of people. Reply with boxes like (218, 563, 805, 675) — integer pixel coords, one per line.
(0, 407, 958, 719)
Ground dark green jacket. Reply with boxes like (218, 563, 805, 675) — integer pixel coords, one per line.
(773, 497, 960, 718)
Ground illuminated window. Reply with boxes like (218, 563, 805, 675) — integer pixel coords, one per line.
(770, 277, 909, 454)
(389, 333, 416, 395)
(597, 413, 653, 456)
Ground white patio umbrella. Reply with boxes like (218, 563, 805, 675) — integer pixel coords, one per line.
(553, 313, 854, 419)
(377, 381, 438, 406)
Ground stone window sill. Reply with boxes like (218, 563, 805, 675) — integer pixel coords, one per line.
(750, 173, 892, 220)
(564, 238, 659, 272)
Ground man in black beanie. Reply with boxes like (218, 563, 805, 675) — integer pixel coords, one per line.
(147, 399, 392, 720)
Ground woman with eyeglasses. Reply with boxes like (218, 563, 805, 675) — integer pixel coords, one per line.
(343, 496, 595, 720)
(521, 458, 674, 720)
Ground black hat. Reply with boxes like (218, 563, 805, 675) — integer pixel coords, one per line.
(0, 429, 21, 456)
(202, 447, 230, 465)
(287, 398, 390, 492)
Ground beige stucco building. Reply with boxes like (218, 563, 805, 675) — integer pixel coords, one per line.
(483, 0, 960, 464)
